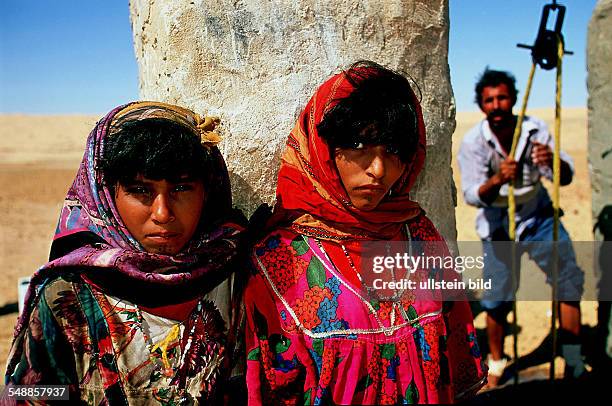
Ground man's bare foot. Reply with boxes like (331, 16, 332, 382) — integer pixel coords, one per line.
(484, 373, 501, 389)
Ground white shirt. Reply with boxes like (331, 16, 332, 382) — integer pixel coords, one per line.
(457, 116, 574, 239)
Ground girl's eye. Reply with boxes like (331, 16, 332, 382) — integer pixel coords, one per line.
(174, 184, 193, 193)
(351, 142, 365, 150)
(386, 146, 401, 156)
(126, 186, 148, 195)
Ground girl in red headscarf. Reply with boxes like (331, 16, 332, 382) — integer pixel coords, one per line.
(244, 61, 486, 404)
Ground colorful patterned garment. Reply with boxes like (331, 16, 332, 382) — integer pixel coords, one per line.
(5, 102, 246, 404)
(245, 66, 487, 404)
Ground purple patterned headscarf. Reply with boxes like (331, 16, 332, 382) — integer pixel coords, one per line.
(12, 101, 245, 342)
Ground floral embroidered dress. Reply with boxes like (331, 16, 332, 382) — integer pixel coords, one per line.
(244, 67, 486, 404)
(17, 273, 234, 404)
(5, 102, 246, 404)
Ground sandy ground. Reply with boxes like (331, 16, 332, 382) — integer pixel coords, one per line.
(0, 109, 599, 392)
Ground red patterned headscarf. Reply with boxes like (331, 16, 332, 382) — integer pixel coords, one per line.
(274, 66, 427, 240)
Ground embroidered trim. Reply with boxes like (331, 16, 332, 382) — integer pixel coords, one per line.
(253, 232, 442, 339)
(290, 224, 370, 241)
(310, 236, 437, 336)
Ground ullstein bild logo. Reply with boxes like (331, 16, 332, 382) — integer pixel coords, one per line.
(369, 277, 492, 291)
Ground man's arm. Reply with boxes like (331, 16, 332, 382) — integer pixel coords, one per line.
(458, 133, 493, 208)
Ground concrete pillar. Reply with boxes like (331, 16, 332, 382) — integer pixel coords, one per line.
(588, 0, 612, 239)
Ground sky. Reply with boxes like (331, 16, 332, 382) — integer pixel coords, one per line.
(0, 0, 598, 114)
(449, 0, 597, 111)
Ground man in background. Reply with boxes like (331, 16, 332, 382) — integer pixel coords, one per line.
(457, 68, 585, 386)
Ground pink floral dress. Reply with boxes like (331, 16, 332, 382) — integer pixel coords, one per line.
(245, 214, 486, 404)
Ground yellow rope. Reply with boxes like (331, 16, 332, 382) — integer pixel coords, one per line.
(506, 62, 536, 386)
(508, 62, 537, 240)
(506, 36, 565, 384)
(550, 35, 564, 382)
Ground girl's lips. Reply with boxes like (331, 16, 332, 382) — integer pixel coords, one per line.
(146, 232, 180, 242)
(355, 185, 386, 194)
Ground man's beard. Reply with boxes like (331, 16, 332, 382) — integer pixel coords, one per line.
(487, 109, 514, 129)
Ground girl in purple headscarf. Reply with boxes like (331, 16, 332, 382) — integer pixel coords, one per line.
(4, 102, 246, 404)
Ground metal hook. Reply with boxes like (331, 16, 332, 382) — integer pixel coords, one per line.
(516, 1, 573, 70)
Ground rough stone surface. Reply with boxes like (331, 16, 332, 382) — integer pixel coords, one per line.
(129, 0, 458, 242)
(588, 0, 612, 239)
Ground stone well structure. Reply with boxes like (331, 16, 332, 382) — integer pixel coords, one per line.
(588, 0, 612, 240)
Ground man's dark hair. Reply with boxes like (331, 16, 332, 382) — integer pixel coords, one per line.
(474, 68, 518, 107)
(99, 118, 212, 187)
(317, 60, 420, 163)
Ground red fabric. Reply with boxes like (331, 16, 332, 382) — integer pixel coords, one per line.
(139, 300, 200, 321)
(320, 231, 407, 288)
(274, 68, 427, 240)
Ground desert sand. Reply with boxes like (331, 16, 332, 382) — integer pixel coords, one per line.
(0, 108, 598, 390)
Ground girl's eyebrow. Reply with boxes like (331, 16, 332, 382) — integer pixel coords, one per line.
(175, 175, 197, 182)
(122, 179, 147, 186)
(122, 175, 199, 185)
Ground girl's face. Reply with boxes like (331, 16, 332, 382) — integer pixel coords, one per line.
(334, 144, 405, 211)
(114, 174, 206, 255)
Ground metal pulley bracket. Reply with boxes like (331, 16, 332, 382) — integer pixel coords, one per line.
(517, 0, 573, 70)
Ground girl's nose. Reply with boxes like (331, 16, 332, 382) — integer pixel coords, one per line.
(151, 193, 175, 224)
(367, 149, 386, 179)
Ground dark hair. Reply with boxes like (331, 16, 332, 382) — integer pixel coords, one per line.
(316, 60, 420, 162)
(474, 68, 518, 107)
(99, 118, 212, 187)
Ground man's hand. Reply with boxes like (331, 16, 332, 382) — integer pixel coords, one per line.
(531, 141, 553, 168)
(497, 158, 518, 184)
(531, 141, 573, 185)
(478, 157, 518, 205)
